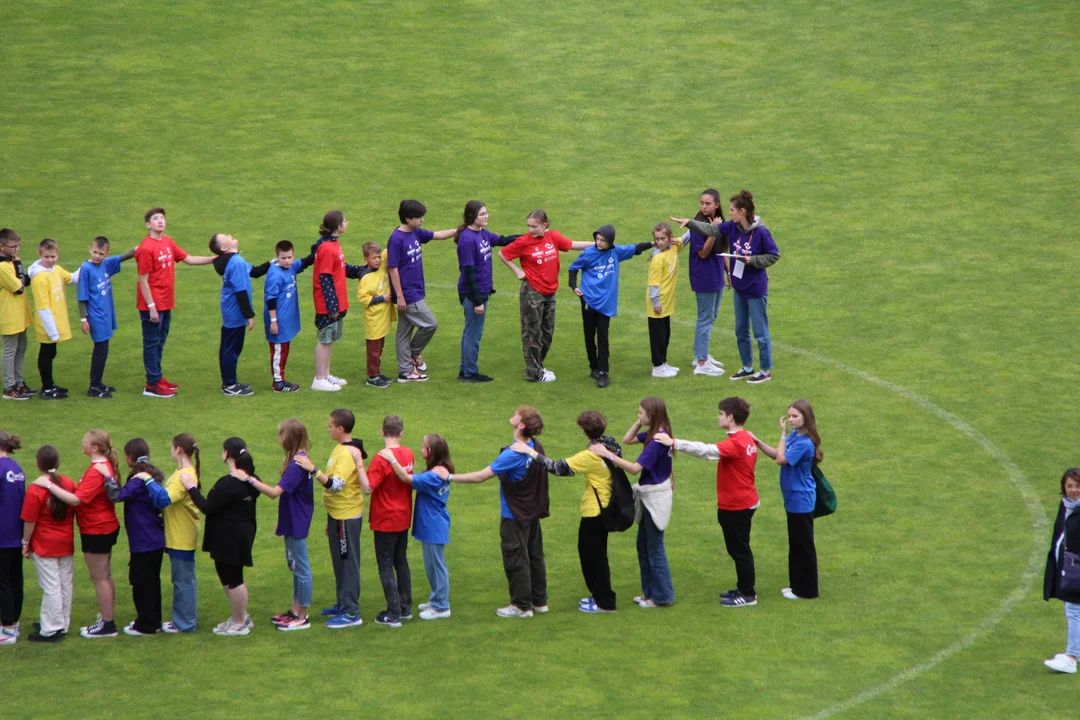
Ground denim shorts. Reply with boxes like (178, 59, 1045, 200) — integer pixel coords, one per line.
(317, 319, 344, 344)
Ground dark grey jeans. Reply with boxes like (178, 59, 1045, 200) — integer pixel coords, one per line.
(500, 517, 547, 611)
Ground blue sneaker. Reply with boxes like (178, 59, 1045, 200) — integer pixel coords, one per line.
(325, 613, 363, 629)
(579, 598, 614, 614)
(319, 604, 342, 617)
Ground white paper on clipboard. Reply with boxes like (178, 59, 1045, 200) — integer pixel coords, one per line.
(732, 261, 745, 279)
(718, 253, 743, 258)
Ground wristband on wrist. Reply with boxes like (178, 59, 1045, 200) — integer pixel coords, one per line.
(147, 302, 156, 308)
(81, 317, 88, 322)
(389, 457, 398, 465)
(447, 474, 453, 483)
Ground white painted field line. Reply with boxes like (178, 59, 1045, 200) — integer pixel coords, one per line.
(428, 281, 1046, 715)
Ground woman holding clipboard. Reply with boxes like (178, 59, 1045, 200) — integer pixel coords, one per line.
(673, 189, 779, 384)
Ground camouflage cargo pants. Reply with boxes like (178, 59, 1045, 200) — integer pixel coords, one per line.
(519, 281, 556, 381)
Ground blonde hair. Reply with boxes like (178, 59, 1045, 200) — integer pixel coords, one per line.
(83, 429, 119, 472)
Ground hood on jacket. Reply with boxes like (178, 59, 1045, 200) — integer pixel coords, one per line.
(593, 224, 616, 248)
(27, 259, 50, 278)
(212, 252, 235, 277)
(310, 235, 337, 256)
(598, 434, 622, 458)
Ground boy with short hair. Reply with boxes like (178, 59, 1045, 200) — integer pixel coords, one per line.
(29, 238, 81, 400)
(363, 415, 415, 627)
(306, 409, 368, 628)
(136, 208, 215, 398)
(209, 233, 272, 397)
(386, 200, 458, 383)
(653, 396, 760, 608)
(356, 242, 396, 389)
(78, 236, 136, 398)
(0, 229, 33, 400)
(264, 240, 315, 393)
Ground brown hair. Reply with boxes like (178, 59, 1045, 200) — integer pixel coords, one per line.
(278, 419, 311, 476)
(123, 438, 165, 484)
(1061, 468, 1080, 498)
(84, 430, 119, 473)
(730, 189, 755, 220)
(639, 397, 673, 445)
(576, 411, 607, 441)
(319, 210, 344, 237)
(422, 434, 454, 473)
(0, 430, 21, 453)
(789, 399, 823, 463)
(695, 189, 726, 222)
(526, 209, 549, 226)
(652, 222, 673, 239)
(35, 446, 67, 521)
(144, 207, 166, 224)
(92, 236, 110, 249)
(718, 397, 750, 426)
(38, 238, 57, 252)
(362, 242, 381, 257)
(330, 408, 355, 433)
(382, 415, 404, 438)
(0, 228, 21, 246)
(172, 433, 201, 487)
(515, 406, 544, 438)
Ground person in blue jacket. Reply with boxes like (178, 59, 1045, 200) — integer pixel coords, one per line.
(568, 225, 652, 388)
(209, 234, 271, 397)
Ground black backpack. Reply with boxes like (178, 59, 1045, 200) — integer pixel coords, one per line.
(593, 459, 635, 532)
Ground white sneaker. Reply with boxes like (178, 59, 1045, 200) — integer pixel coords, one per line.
(540, 369, 556, 382)
(708, 355, 724, 368)
(213, 619, 231, 634)
(311, 377, 341, 392)
(412, 356, 428, 372)
(663, 363, 680, 374)
(326, 374, 348, 386)
(160, 621, 181, 634)
(243, 614, 254, 629)
(213, 620, 251, 637)
(0, 627, 16, 645)
(420, 608, 451, 620)
(417, 603, 431, 612)
(496, 605, 533, 618)
(693, 362, 726, 377)
(1045, 655, 1077, 674)
(652, 365, 678, 378)
(533, 605, 549, 614)
(123, 622, 153, 636)
(781, 588, 803, 600)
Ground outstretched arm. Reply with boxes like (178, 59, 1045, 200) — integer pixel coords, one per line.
(430, 229, 459, 241)
(448, 466, 496, 484)
(181, 255, 216, 266)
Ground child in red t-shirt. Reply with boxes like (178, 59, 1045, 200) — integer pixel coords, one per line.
(136, 208, 215, 398)
(34, 430, 121, 637)
(20, 445, 77, 642)
(310, 210, 368, 392)
(654, 397, 760, 607)
(364, 415, 416, 627)
(497, 209, 590, 382)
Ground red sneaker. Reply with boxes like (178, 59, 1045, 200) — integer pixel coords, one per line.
(159, 377, 179, 389)
(143, 381, 176, 398)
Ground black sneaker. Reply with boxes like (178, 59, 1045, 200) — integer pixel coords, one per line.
(39, 388, 67, 400)
(747, 371, 772, 385)
(378, 372, 393, 383)
(103, 385, 116, 393)
(399, 609, 413, 621)
(87, 385, 113, 399)
(273, 381, 300, 393)
(374, 610, 401, 628)
(588, 369, 600, 380)
(17, 383, 37, 395)
(33, 622, 67, 634)
(729, 368, 755, 381)
(53, 385, 68, 394)
(28, 630, 65, 643)
(3, 387, 31, 401)
(595, 372, 610, 388)
(718, 589, 739, 600)
(366, 376, 392, 389)
(459, 373, 494, 383)
(80, 620, 118, 638)
(720, 592, 757, 608)
(223, 384, 255, 396)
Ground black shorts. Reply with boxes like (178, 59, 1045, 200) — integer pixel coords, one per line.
(214, 559, 245, 589)
(81, 529, 119, 554)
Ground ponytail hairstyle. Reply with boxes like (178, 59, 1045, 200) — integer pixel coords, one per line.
(223, 436, 256, 477)
(0, 429, 21, 454)
(694, 188, 726, 223)
(526, 209, 549, 227)
(277, 419, 310, 476)
(789, 399, 823, 463)
(422, 434, 454, 473)
(319, 210, 345, 238)
(36, 445, 67, 521)
(123, 438, 165, 484)
(172, 433, 201, 488)
(458, 200, 486, 240)
(730, 189, 755, 224)
(84, 429, 119, 474)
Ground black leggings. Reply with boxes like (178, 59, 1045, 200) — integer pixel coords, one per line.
(38, 343, 57, 390)
(90, 340, 109, 387)
(214, 560, 245, 590)
(0, 547, 23, 626)
(580, 298, 610, 373)
(648, 316, 670, 367)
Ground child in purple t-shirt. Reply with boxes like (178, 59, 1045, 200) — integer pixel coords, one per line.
(387, 200, 459, 383)
(0, 430, 26, 643)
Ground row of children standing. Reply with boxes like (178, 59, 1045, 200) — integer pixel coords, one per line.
(0, 188, 780, 399)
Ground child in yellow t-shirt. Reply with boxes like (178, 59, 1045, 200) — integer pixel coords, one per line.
(29, 238, 79, 399)
(646, 223, 684, 379)
(0, 228, 33, 400)
(357, 243, 396, 389)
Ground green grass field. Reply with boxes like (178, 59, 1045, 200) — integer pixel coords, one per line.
(1, 0, 1077, 717)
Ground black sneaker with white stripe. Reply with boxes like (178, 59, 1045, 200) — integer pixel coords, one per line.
(80, 619, 118, 638)
(223, 384, 254, 396)
(720, 592, 757, 608)
(729, 369, 755, 381)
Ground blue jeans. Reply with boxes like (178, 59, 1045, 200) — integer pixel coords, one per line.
(459, 295, 487, 377)
(140, 309, 172, 385)
(168, 551, 197, 631)
(693, 290, 722, 361)
(285, 536, 312, 609)
(636, 507, 674, 605)
(1067, 602, 1080, 658)
(732, 290, 772, 371)
(422, 542, 450, 611)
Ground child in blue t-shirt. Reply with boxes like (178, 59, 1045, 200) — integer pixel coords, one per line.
(378, 433, 454, 620)
(568, 225, 652, 389)
(263, 241, 316, 393)
(210, 234, 271, 396)
(77, 236, 135, 398)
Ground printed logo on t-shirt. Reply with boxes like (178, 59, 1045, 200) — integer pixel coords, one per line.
(745, 443, 757, 456)
(4, 469, 25, 484)
(156, 248, 175, 270)
(530, 243, 558, 266)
